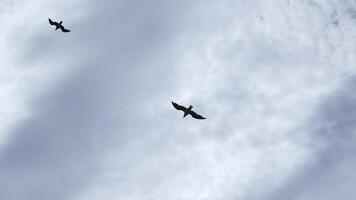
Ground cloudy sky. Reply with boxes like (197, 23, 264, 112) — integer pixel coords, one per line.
(1, 0, 356, 199)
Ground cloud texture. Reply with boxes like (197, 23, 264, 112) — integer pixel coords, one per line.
(1, 0, 356, 200)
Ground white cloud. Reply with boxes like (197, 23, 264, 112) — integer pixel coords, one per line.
(1, 0, 356, 200)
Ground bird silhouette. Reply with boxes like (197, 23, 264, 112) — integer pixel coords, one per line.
(172, 101, 206, 120)
(48, 18, 70, 32)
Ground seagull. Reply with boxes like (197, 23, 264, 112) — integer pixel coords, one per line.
(171, 101, 206, 120)
(48, 18, 70, 32)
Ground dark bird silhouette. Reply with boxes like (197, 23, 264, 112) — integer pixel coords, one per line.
(48, 18, 70, 32)
(172, 101, 206, 120)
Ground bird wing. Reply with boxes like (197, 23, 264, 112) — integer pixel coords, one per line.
(172, 101, 186, 111)
(48, 18, 55, 25)
(189, 110, 206, 120)
(61, 27, 71, 32)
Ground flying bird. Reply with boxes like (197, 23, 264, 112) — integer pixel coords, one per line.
(48, 18, 70, 32)
(171, 101, 206, 120)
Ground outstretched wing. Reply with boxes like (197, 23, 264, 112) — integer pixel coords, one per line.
(189, 110, 206, 120)
(172, 101, 186, 111)
(61, 27, 71, 32)
(48, 18, 55, 25)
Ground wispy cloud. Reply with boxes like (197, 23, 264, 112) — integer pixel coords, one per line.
(1, 0, 356, 200)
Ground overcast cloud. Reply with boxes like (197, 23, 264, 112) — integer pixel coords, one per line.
(1, 0, 356, 200)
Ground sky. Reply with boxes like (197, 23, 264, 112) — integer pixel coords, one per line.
(1, 0, 356, 199)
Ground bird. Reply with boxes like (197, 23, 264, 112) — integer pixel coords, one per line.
(48, 18, 70, 32)
(171, 101, 206, 120)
